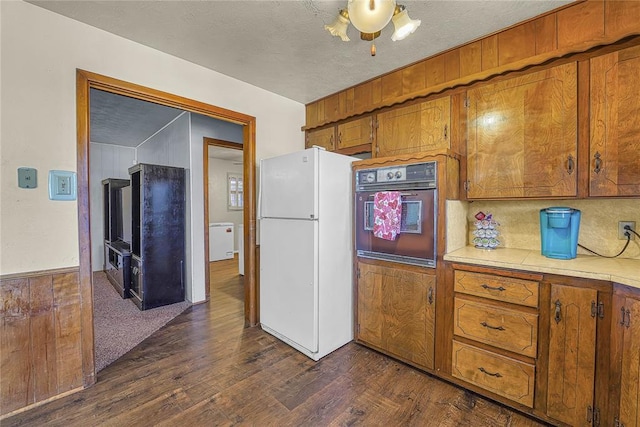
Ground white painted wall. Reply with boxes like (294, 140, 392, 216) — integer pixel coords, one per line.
(88, 143, 136, 272)
(137, 112, 190, 168)
(0, 1, 305, 304)
(208, 157, 244, 251)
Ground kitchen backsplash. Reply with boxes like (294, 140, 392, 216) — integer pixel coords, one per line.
(459, 199, 640, 260)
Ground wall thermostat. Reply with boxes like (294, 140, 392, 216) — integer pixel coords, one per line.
(48, 170, 77, 201)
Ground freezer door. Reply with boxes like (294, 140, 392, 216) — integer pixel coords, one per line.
(260, 218, 318, 353)
(259, 149, 318, 220)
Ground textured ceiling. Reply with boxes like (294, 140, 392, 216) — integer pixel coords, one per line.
(90, 88, 183, 147)
(91, 88, 243, 162)
(29, 0, 572, 104)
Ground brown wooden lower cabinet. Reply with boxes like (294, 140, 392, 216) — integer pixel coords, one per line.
(546, 282, 599, 426)
(611, 283, 640, 427)
(357, 261, 634, 426)
(356, 260, 435, 370)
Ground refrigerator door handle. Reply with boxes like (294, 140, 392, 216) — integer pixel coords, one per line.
(257, 160, 263, 219)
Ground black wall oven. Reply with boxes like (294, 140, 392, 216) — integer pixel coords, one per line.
(354, 162, 437, 268)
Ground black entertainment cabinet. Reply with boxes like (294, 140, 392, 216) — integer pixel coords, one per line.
(102, 178, 132, 298)
(128, 163, 186, 310)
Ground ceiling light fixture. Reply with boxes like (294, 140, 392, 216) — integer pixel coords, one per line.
(325, 0, 421, 56)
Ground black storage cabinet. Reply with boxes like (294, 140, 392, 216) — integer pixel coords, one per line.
(102, 178, 131, 297)
(128, 163, 186, 310)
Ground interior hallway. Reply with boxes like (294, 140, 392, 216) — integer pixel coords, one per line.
(3, 256, 545, 426)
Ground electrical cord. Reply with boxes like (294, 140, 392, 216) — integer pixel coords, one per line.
(577, 225, 634, 258)
(626, 225, 640, 239)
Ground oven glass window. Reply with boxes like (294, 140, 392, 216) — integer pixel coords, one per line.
(364, 200, 422, 234)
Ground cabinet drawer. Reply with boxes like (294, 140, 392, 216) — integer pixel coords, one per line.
(454, 270, 539, 307)
(453, 297, 538, 357)
(452, 340, 535, 408)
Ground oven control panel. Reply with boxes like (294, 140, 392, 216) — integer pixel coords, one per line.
(356, 161, 437, 190)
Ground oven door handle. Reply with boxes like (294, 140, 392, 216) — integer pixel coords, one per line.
(366, 192, 418, 199)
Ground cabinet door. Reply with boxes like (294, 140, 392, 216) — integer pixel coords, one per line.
(466, 63, 577, 199)
(336, 116, 373, 150)
(618, 297, 640, 427)
(590, 45, 640, 196)
(305, 127, 335, 151)
(547, 284, 597, 426)
(357, 263, 436, 369)
(376, 96, 450, 157)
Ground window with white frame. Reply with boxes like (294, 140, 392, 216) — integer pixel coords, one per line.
(228, 173, 243, 210)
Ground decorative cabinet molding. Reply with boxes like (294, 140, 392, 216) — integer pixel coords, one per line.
(305, 1, 640, 130)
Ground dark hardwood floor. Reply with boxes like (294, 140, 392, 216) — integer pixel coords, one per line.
(4, 256, 546, 426)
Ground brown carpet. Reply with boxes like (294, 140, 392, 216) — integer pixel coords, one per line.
(92, 271, 192, 372)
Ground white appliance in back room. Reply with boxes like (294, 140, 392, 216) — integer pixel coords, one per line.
(259, 147, 355, 361)
(209, 222, 234, 261)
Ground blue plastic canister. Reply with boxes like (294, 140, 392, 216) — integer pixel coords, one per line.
(540, 207, 581, 259)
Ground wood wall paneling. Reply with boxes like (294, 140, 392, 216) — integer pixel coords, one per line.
(481, 35, 499, 71)
(340, 88, 355, 116)
(0, 269, 83, 417)
(402, 61, 426, 96)
(305, 101, 318, 128)
(381, 70, 403, 103)
(425, 55, 446, 88)
(605, 0, 640, 39)
(534, 14, 558, 55)
(498, 21, 537, 66)
(557, 0, 605, 49)
(443, 49, 461, 82)
(459, 41, 482, 79)
(354, 82, 373, 113)
(324, 94, 340, 123)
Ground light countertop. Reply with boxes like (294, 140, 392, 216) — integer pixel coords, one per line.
(444, 246, 640, 289)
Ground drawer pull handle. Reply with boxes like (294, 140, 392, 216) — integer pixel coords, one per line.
(478, 367, 502, 378)
(481, 284, 506, 292)
(427, 287, 434, 305)
(480, 321, 505, 331)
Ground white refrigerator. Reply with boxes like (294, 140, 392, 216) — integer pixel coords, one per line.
(259, 147, 354, 361)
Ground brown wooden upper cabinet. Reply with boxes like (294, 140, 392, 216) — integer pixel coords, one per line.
(305, 126, 335, 151)
(589, 44, 640, 197)
(375, 96, 450, 158)
(336, 116, 373, 150)
(465, 63, 578, 199)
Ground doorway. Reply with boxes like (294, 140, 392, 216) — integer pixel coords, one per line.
(203, 138, 244, 302)
(77, 69, 258, 383)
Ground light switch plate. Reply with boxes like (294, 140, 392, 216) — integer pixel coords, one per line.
(48, 170, 77, 200)
(18, 167, 37, 188)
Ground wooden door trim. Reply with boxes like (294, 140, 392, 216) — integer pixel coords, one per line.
(76, 69, 259, 385)
(203, 137, 243, 302)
